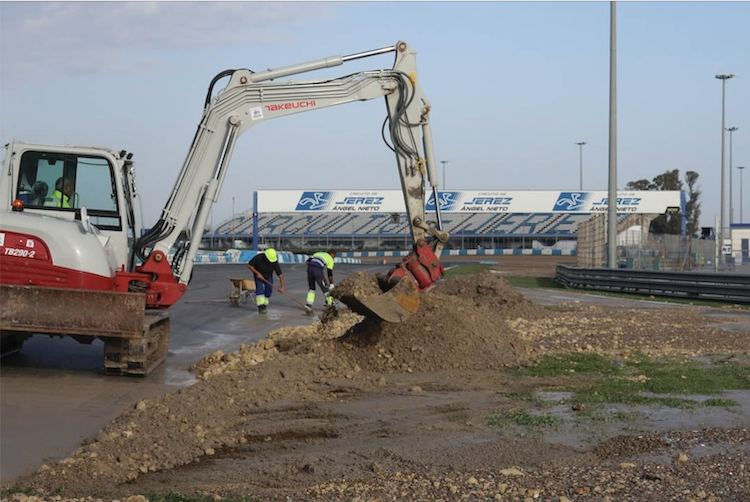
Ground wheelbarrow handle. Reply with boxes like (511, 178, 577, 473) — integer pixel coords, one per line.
(258, 277, 310, 310)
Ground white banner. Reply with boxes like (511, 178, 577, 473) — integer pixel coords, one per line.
(256, 190, 682, 214)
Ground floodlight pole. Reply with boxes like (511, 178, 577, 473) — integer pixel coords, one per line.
(738, 166, 746, 224)
(607, 1, 618, 269)
(440, 160, 449, 189)
(715, 73, 735, 269)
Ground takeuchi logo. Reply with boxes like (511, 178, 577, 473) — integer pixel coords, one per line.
(552, 192, 591, 211)
(295, 191, 333, 211)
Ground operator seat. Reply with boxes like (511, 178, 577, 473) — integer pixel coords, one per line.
(30, 180, 48, 206)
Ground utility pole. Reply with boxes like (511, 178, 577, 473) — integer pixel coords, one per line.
(715, 74, 736, 269)
(738, 166, 746, 224)
(607, 1, 618, 269)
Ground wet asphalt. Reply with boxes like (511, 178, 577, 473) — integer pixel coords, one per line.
(0, 263, 384, 482)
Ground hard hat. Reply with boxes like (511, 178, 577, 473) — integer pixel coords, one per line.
(265, 248, 278, 263)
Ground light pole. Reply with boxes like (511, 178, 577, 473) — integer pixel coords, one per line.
(727, 126, 738, 224)
(575, 141, 587, 190)
(738, 166, 746, 224)
(716, 73, 735, 267)
(440, 160, 449, 189)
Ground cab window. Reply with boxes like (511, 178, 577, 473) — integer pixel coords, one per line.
(15, 150, 121, 229)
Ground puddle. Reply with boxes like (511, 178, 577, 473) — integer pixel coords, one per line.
(530, 390, 750, 449)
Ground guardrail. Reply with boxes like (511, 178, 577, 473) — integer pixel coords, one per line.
(555, 264, 750, 304)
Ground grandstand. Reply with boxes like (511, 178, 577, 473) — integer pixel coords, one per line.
(205, 189, 684, 256)
(210, 211, 590, 252)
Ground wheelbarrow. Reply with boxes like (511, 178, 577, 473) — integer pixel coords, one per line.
(228, 277, 255, 306)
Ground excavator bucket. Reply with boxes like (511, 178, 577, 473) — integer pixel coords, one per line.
(332, 272, 420, 323)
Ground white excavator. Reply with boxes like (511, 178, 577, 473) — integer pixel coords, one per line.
(0, 41, 449, 375)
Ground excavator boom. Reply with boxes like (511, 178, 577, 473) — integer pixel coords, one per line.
(136, 40, 448, 321)
(0, 40, 447, 376)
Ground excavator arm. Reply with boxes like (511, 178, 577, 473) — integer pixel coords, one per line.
(134, 41, 448, 318)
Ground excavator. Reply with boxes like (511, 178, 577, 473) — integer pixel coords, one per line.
(0, 41, 449, 375)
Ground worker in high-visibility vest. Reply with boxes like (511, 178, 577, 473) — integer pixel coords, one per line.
(247, 248, 285, 314)
(305, 249, 337, 313)
(44, 177, 73, 208)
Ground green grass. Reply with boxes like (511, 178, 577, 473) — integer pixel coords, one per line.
(487, 409, 561, 429)
(511, 352, 750, 408)
(443, 263, 493, 279)
(487, 352, 750, 435)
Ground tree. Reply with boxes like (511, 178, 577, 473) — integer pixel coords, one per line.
(625, 169, 701, 236)
(684, 171, 701, 237)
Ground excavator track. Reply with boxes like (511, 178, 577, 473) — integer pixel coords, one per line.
(1, 332, 30, 357)
(103, 313, 170, 376)
(1, 284, 170, 376)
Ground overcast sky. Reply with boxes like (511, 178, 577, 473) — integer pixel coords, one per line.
(1, 1, 748, 229)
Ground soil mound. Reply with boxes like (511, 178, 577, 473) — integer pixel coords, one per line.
(12, 269, 750, 500)
(18, 271, 544, 495)
(329, 270, 548, 372)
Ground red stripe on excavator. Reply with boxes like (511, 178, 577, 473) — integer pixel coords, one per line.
(0, 259, 116, 290)
(1, 229, 116, 290)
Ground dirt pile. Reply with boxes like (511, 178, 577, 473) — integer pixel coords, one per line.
(7, 270, 750, 501)
(13, 271, 544, 495)
(330, 271, 549, 372)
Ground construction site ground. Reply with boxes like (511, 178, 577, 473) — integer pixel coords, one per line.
(2, 255, 750, 501)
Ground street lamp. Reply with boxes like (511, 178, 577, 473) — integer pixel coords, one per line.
(727, 126, 738, 224)
(575, 142, 587, 190)
(440, 160, 449, 189)
(738, 166, 746, 224)
(715, 73, 736, 267)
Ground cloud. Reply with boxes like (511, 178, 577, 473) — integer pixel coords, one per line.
(0, 1, 336, 88)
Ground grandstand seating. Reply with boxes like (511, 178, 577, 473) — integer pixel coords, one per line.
(209, 211, 594, 244)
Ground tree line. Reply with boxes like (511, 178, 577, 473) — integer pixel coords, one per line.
(625, 170, 701, 237)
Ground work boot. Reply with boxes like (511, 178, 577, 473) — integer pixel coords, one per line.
(304, 305, 313, 315)
(258, 305, 267, 314)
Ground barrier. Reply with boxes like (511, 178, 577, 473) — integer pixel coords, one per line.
(556, 264, 750, 304)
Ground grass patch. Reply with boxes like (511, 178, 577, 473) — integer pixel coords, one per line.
(702, 398, 740, 407)
(513, 353, 624, 378)
(487, 409, 561, 429)
(510, 353, 749, 409)
(443, 263, 493, 279)
(574, 408, 647, 424)
(493, 353, 749, 436)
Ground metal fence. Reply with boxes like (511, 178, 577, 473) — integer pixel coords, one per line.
(556, 264, 750, 304)
(576, 213, 750, 273)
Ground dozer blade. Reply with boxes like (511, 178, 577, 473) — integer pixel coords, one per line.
(335, 275, 420, 323)
(1, 284, 145, 337)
